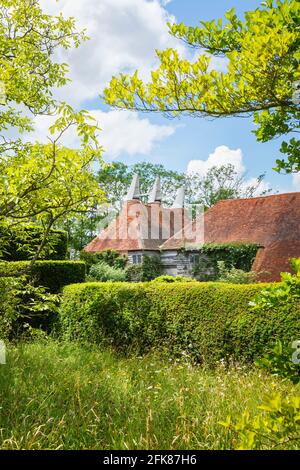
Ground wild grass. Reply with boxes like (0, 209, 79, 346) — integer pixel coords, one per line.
(0, 340, 297, 450)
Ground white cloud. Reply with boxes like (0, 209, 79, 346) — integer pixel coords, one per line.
(39, 0, 186, 107)
(93, 110, 175, 157)
(26, 109, 175, 158)
(293, 173, 300, 190)
(187, 145, 273, 195)
(187, 145, 245, 176)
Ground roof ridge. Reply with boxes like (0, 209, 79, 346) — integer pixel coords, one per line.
(210, 191, 300, 207)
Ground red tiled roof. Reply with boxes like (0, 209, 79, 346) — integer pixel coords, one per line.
(161, 192, 300, 281)
(84, 200, 186, 253)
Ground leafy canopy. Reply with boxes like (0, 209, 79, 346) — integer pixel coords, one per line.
(104, 0, 300, 173)
(0, 0, 105, 261)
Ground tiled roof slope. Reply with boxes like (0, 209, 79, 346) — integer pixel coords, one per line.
(160, 192, 300, 281)
(84, 200, 185, 253)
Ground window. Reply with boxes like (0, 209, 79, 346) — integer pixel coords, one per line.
(189, 253, 199, 265)
(132, 254, 143, 264)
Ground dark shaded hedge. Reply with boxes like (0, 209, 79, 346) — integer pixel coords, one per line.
(0, 224, 68, 261)
(0, 277, 20, 339)
(0, 276, 60, 339)
(0, 261, 86, 293)
(59, 281, 300, 364)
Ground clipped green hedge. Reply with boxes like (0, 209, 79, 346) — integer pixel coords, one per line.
(0, 224, 68, 261)
(0, 261, 86, 293)
(59, 281, 300, 364)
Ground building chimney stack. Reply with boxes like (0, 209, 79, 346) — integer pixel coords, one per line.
(148, 176, 162, 204)
(124, 174, 141, 201)
(171, 186, 185, 209)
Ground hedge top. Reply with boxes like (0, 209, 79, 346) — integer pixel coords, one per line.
(58, 280, 297, 365)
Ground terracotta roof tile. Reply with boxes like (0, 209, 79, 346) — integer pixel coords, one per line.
(161, 192, 300, 281)
(84, 201, 186, 253)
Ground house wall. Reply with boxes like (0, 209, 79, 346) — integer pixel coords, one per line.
(127, 249, 216, 279)
(160, 250, 194, 277)
(127, 250, 160, 264)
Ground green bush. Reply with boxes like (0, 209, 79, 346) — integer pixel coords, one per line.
(125, 264, 143, 282)
(89, 262, 126, 282)
(0, 224, 68, 261)
(59, 280, 299, 364)
(80, 250, 127, 273)
(0, 261, 86, 293)
(193, 243, 259, 280)
(221, 392, 300, 450)
(0, 276, 59, 338)
(216, 261, 261, 284)
(141, 254, 163, 281)
(151, 275, 195, 283)
(225, 258, 300, 361)
(125, 255, 162, 282)
(0, 277, 20, 339)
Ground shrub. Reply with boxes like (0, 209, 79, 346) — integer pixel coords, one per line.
(255, 340, 300, 385)
(225, 258, 300, 361)
(141, 254, 162, 281)
(220, 259, 300, 449)
(0, 277, 59, 338)
(80, 250, 127, 273)
(193, 243, 259, 280)
(125, 255, 162, 282)
(0, 224, 68, 261)
(0, 277, 20, 339)
(151, 275, 195, 283)
(59, 280, 299, 364)
(221, 393, 300, 450)
(125, 264, 143, 282)
(89, 262, 126, 282)
(0, 261, 86, 293)
(216, 261, 261, 284)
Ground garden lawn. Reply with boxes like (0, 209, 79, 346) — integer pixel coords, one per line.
(0, 340, 298, 450)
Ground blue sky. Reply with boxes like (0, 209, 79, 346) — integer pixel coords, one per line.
(36, 0, 296, 193)
(111, 0, 292, 193)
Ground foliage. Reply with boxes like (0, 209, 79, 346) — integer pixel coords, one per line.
(1, 138, 104, 262)
(255, 340, 300, 385)
(217, 261, 261, 284)
(125, 255, 162, 282)
(185, 164, 271, 208)
(59, 281, 299, 364)
(221, 393, 300, 450)
(225, 258, 300, 361)
(80, 250, 127, 272)
(250, 257, 300, 312)
(0, 0, 87, 135)
(125, 264, 144, 282)
(0, 260, 86, 293)
(192, 243, 259, 280)
(0, 0, 105, 262)
(89, 262, 126, 282)
(104, 0, 300, 173)
(0, 277, 20, 339)
(221, 260, 300, 449)
(140, 255, 163, 281)
(98, 161, 184, 208)
(0, 276, 59, 338)
(251, 260, 300, 383)
(0, 341, 296, 450)
(0, 224, 68, 261)
(151, 275, 195, 283)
